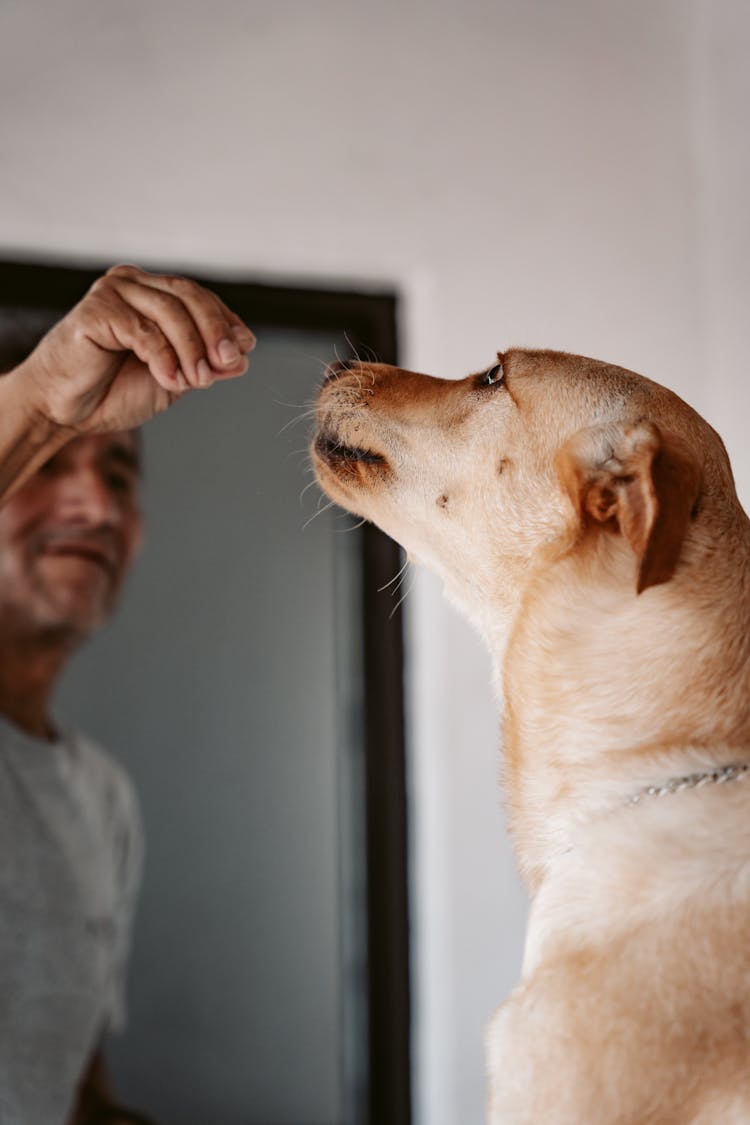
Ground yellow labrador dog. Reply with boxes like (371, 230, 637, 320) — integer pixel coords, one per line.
(312, 349, 750, 1124)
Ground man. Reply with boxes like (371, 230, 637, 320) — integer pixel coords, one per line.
(0, 265, 255, 1124)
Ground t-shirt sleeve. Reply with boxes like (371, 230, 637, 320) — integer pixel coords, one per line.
(104, 773, 145, 1034)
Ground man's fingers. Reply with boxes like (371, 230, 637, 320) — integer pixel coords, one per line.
(105, 265, 255, 382)
(164, 274, 256, 374)
(90, 288, 186, 393)
(102, 276, 219, 390)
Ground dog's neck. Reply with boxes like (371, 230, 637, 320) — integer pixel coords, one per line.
(493, 525, 750, 890)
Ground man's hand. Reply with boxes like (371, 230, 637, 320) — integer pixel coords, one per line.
(15, 264, 255, 435)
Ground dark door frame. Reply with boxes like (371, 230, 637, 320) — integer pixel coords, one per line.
(0, 259, 411, 1125)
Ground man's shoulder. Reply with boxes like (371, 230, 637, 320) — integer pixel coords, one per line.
(62, 725, 141, 829)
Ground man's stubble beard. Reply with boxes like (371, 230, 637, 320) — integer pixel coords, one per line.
(0, 559, 117, 648)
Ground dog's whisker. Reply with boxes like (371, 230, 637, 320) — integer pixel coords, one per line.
(335, 516, 369, 534)
(288, 447, 316, 462)
(302, 499, 336, 531)
(389, 575, 415, 619)
(359, 341, 380, 366)
(342, 333, 358, 365)
(391, 569, 410, 597)
(276, 409, 319, 436)
(273, 396, 318, 411)
(299, 478, 319, 505)
(378, 557, 410, 593)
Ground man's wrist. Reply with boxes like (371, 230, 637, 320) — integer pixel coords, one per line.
(9, 352, 76, 436)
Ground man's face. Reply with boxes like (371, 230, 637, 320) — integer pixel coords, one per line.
(0, 432, 144, 639)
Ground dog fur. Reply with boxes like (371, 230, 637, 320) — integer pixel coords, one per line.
(312, 348, 750, 1124)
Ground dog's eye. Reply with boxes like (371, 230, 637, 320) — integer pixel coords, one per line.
(483, 362, 505, 387)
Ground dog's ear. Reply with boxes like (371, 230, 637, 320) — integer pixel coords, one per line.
(556, 420, 701, 594)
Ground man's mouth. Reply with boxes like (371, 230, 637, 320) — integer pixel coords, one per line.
(39, 542, 117, 576)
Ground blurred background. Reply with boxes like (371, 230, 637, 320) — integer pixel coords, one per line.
(1, 1, 748, 1123)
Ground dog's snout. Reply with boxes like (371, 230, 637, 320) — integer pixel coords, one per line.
(323, 358, 357, 385)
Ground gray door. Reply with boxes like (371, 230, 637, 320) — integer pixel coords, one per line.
(58, 328, 366, 1124)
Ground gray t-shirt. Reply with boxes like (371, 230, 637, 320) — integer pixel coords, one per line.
(0, 716, 143, 1125)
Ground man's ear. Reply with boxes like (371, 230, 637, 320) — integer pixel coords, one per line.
(556, 420, 702, 594)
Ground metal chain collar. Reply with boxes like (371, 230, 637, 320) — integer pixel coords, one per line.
(627, 761, 750, 806)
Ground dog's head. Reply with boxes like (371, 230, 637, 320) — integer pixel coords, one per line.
(312, 349, 732, 626)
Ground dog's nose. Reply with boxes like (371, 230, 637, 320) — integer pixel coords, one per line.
(323, 358, 357, 384)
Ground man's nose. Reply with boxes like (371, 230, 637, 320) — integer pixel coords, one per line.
(55, 468, 119, 525)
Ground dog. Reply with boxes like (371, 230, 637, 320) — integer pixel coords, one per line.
(312, 348, 750, 1124)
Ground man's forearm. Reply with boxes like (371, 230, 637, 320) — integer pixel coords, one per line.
(0, 362, 71, 504)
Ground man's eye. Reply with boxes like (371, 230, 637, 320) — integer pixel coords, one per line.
(38, 455, 62, 476)
(483, 362, 505, 386)
(106, 472, 134, 493)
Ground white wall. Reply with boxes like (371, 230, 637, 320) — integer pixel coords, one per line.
(1, 2, 748, 1122)
(688, 0, 750, 497)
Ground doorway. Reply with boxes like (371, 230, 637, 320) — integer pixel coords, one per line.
(0, 261, 411, 1125)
